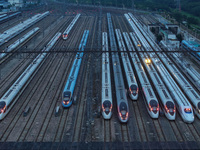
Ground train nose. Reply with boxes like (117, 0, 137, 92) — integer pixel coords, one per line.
(63, 100, 69, 105)
(185, 115, 194, 123)
(132, 91, 137, 97)
(105, 108, 110, 115)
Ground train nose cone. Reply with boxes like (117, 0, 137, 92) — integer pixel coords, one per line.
(185, 115, 194, 123)
(153, 110, 157, 114)
(132, 91, 137, 96)
(169, 112, 174, 116)
(105, 108, 110, 115)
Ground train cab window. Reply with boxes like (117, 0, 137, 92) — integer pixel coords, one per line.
(0, 101, 6, 114)
(129, 84, 138, 96)
(165, 101, 175, 115)
(184, 108, 192, 113)
(63, 91, 71, 101)
(102, 101, 112, 114)
(149, 100, 159, 113)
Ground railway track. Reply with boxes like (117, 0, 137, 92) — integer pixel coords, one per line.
(0, 15, 70, 97)
(122, 12, 200, 143)
(1, 8, 200, 149)
(53, 17, 89, 142)
(0, 15, 77, 141)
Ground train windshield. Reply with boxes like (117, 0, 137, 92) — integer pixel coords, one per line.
(184, 108, 192, 113)
(0, 101, 6, 114)
(129, 84, 138, 96)
(119, 102, 128, 120)
(63, 91, 71, 101)
(63, 34, 68, 38)
(102, 100, 112, 115)
(165, 101, 175, 115)
(149, 100, 159, 114)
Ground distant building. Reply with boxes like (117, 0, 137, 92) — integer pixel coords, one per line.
(0, 1, 10, 8)
(8, 0, 23, 7)
(160, 29, 180, 48)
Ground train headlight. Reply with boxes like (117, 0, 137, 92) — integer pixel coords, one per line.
(145, 58, 151, 64)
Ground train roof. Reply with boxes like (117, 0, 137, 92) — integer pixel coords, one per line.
(183, 40, 200, 48)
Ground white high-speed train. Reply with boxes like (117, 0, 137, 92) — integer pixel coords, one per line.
(101, 32, 112, 119)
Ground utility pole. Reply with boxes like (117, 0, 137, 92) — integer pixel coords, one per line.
(176, 0, 181, 11)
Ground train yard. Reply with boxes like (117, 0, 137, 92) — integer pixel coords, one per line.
(0, 4, 200, 149)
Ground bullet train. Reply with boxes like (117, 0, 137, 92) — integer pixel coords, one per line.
(135, 55, 159, 118)
(63, 14, 80, 40)
(0, 12, 21, 24)
(125, 13, 194, 123)
(122, 31, 159, 118)
(161, 41, 200, 90)
(157, 45, 200, 119)
(129, 32, 176, 120)
(0, 11, 49, 46)
(107, 13, 129, 122)
(155, 59, 194, 123)
(101, 32, 112, 119)
(62, 30, 89, 107)
(0, 27, 40, 60)
(115, 29, 139, 100)
(0, 32, 61, 120)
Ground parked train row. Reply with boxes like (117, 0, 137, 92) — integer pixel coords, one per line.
(161, 41, 200, 90)
(0, 32, 61, 120)
(115, 29, 138, 101)
(0, 27, 40, 60)
(107, 13, 129, 122)
(62, 30, 89, 107)
(125, 13, 200, 123)
(0, 11, 49, 46)
(62, 14, 81, 40)
(126, 13, 194, 123)
(130, 12, 200, 120)
(0, 12, 21, 24)
(1, 11, 200, 124)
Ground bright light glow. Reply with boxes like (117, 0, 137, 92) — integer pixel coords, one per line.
(145, 58, 151, 64)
